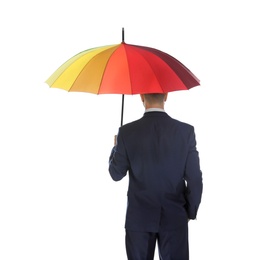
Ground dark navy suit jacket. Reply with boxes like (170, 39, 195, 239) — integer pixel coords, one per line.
(109, 111, 203, 232)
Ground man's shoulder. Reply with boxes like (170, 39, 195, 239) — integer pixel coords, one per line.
(120, 118, 143, 130)
(169, 116, 194, 130)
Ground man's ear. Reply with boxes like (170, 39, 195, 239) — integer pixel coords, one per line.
(140, 94, 145, 103)
(164, 93, 168, 102)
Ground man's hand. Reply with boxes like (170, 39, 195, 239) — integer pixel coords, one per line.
(114, 135, 117, 146)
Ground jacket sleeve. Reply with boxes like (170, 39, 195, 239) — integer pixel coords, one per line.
(184, 127, 203, 219)
(108, 130, 129, 181)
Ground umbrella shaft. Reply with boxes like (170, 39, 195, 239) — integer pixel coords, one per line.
(121, 94, 124, 126)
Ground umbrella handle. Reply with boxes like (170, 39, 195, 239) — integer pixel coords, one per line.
(120, 94, 124, 126)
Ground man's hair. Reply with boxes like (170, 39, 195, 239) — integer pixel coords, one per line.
(144, 93, 166, 103)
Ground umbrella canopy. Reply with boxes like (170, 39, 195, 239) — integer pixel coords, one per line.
(46, 43, 199, 94)
(46, 29, 200, 125)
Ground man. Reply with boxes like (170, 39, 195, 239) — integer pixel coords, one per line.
(109, 93, 203, 260)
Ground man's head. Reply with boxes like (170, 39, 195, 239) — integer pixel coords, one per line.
(140, 93, 168, 109)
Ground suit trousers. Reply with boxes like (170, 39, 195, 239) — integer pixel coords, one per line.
(125, 227, 189, 260)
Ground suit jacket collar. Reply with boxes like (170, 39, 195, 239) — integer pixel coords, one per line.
(143, 111, 169, 118)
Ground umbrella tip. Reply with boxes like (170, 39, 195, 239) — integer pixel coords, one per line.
(122, 27, 125, 43)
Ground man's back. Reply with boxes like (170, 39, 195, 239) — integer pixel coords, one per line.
(109, 111, 202, 232)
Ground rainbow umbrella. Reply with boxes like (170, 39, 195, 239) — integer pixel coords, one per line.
(46, 28, 200, 125)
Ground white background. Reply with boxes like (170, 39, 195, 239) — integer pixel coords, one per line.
(1, 0, 267, 259)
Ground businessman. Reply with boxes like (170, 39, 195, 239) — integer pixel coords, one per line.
(109, 93, 203, 260)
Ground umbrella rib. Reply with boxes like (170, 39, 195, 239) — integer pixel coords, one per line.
(121, 44, 132, 94)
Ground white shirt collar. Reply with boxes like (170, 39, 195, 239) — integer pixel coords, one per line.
(145, 108, 165, 113)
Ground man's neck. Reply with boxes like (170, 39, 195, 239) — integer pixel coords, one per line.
(145, 103, 164, 109)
